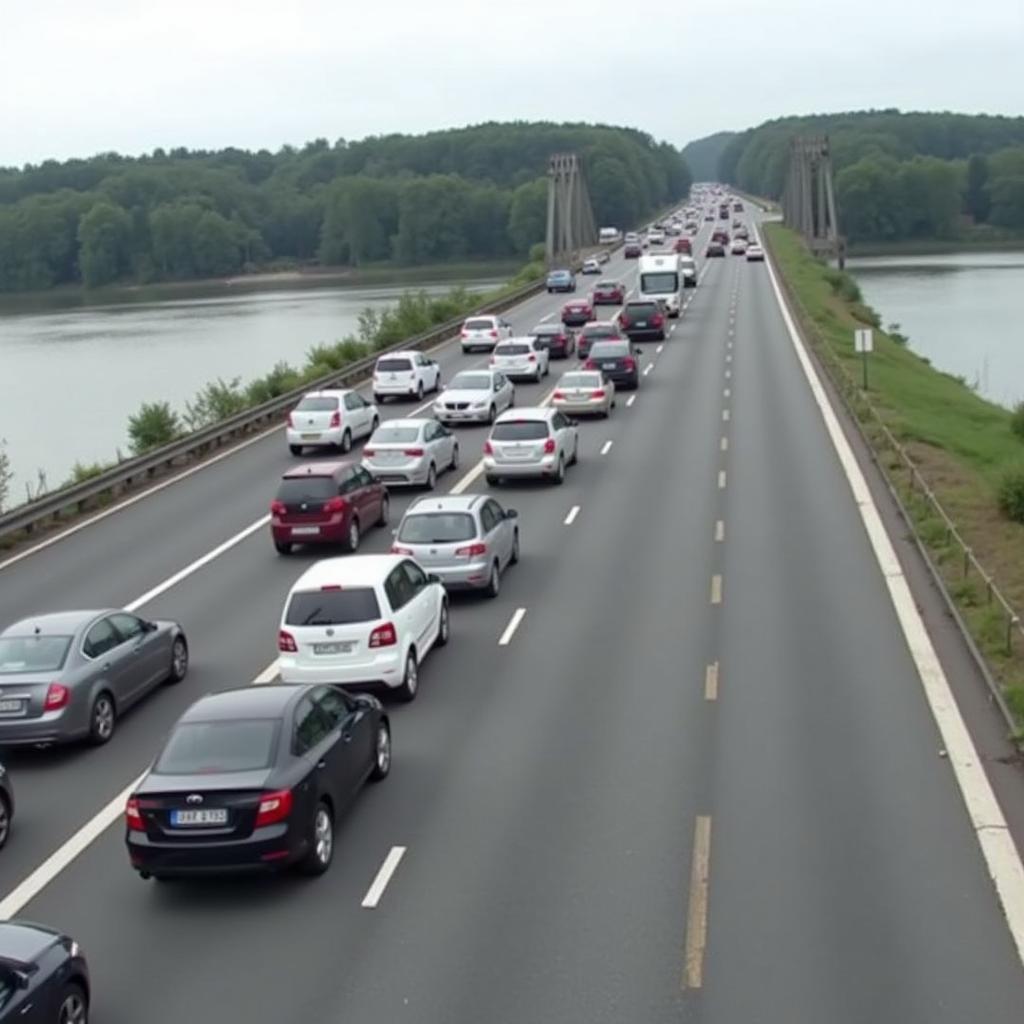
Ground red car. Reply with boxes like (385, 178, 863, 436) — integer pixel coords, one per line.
(270, 460, 388, 554)
(711, 229, 730, 245)
(592, 280, 626, 305)
(562, 298, 594, 326)
(623, 242, 642, 258)
(673, 237, 692, 255)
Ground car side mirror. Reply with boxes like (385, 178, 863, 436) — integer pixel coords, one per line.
(634, 346, 643, 355)
(428, 573, 442, 585)
(505, 509, 519, 519)
(142, 619, 158, 633)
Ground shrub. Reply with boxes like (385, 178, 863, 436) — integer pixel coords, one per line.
(528, 242, 546, 263)
(997, 467, 1024, 524)
(183, 377, 248, 430)
(128, 401, 181, 454)
(1011, 401, 1024, 442)
(887, 321, 910, 346)
(822, 266, 862, 303)
(0, 439, 12, 513)
(67, 461, 110, 484)
(245, 361, 302, 404)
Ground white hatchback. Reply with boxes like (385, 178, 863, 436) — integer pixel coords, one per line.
(460, 315, 513, 353)
(372, 351, 441, 403)
(287, 390, 380, 455)
(490, 337, 550, 382)
(278, 554, 449, 702)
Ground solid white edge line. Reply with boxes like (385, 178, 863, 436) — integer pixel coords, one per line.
(498, 607, 526, 646)
(564, 505, 580, 526)
(361, 846, 407, 908)
(600, 440, 613, 456)
(253, 660, 281, 685)
(764, 244, 1024, 966)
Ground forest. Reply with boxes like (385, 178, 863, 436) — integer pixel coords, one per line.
(0, 122, 690, 292)
(687, 110, 1024, 244)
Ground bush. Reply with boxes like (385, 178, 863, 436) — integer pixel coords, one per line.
(183, 377, 248, 430)
(887, 321, 910, 346)
(822, 266, 862, 303)
(0, 439, 13, 513)
(1011, 401, 1024, 442)
(529, 242, 546, 263)
(245, 361, 302, 404)
(67, 461, 110, 484)
(997, 467, 1024, 524)
(128, 402, 181, 454)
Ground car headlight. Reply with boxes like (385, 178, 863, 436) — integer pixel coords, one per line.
(472, 401, 487, 408)
(69, 940, 81, 958)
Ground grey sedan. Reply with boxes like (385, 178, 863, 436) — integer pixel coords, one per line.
(433, 369, 515, 425)
(0, 610, 188, 747)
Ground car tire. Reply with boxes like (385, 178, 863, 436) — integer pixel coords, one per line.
(345, 517, 361, 552)
(509, 390, 515, 408)
(396, 649, 419, 702)
(274, 541, 293, 555)
(55, 982, 88, 1024)
(370, 720, 392, 781)
(378, 494, 390, 527)
(535, 367, 542, 383)
(425, 463, 437, 490)
(0, 792, 11, 851)
(450, 444, 459, 471)
(374, 393, 384, 405)
(488, 405, 496, 424)
(486, 561, 500, 599)
(435, 599, 450, 647)
(371, 416, 380, 433)
(289, 445, 302, 456)
(486, 475, 501, 486)
(340, 429, 352, 454)
(299, 800, 334, 876)
(553, 455, 565, 485)
(88, 691, 116, 746)
(417, 382, 424, 401)
(510, 530, 520, 565)
(167, 636, 189, 683)
(569, 439, 578, 466)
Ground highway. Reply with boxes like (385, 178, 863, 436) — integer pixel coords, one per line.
(2, 207, 1024, 1023)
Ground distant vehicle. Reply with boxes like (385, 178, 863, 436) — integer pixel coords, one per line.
(460, 315, 513, 353)
(371, 351, 441, 403)
(433, 369, 514, 425)
(704, 213, 714, 221)
(618, 299, 667, 341)
(577, 320, 626, 360)
(624, 231, 640, 244)
(638, 253, 683, 318)
(585, 339, 641, 390)
(0, 920, 89, 1021)
(362, 419, 458, 490)
(125, 683, 392, 879)
(734, 226, 749, 240)
(0, 761, 12, 849)
(734, 201, 744, 211)
(705, 242, 726, 258)
(287, 389, 379, 455)
(598, 227, 621, 244)
(552, 370, 616, 418)
(277, 554, 449, 697)
(530, 323, 576, 359)
(561, 298, 594, 327)
(679, 256, 697, 287)
(490, 337, 550, 382)
(392, 494, 519, 597)
(592, 280, 626, 305)
(623, 242, 642, 258)
(673, 237, 692, 255)
(546, 269, 576, 293)
(0, 610, 188, 747)
(581, 257, 602, 275)
(733, 218, 743, 229)
(596, 250, 611, 264)
(745, 244, 765, 262)
(647, 230, 665, 246)
(731, 238, 748, 255)
(270, 460, 389, 554)
(484, 408, 579, 486)
(711, 228, 730, 245)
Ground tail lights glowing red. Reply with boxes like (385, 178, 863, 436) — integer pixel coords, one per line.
(454, 542, 487, 558)
(553, 390, 565, 400)
(527, 354, 536, 362)
(125, 797, 145, 831)
(255, 789, 293, 828)
(483, 440, 493, 455)
(323, 497, 347, 514)
(44, 683, 69, 711)
(403, 447, 425, 457)
(368, 622, 397, 648)
(270, 499, 287, 516)
(591, 389, 606, 398)
(278, 630, 297, 652)
(489, 329, 498, 338)
(543, 438, 556, 454)
(328, 410, 341, 428)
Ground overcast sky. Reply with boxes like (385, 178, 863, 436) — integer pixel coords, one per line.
(1, 0, 1021, 167)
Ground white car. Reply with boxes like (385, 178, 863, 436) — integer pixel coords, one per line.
(581, 257, 602, 274)
(277, 554, 448, 701)
(433, 369, 515, 425)
(484, 407, 579, 486)
(552, 369, 616, 418)
(460, 315, 513, 353)
(287, 389, 379, 455)
(372, 351, 441, 403)
(647, 230, 665, 246)
(746, 244, 765, 262)
(490, 337, 550, 382)
(362, 418, 458, 489)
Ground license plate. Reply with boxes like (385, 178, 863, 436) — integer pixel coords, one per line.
(171, 809, 228, 826)
(0, 698, 24, 715)
(301, 432, 319, 440)
(291, 526, 320, 536)
(636, 321, 647, 327)
(603, 362, 617, 369)
(313, 642, 354, 655)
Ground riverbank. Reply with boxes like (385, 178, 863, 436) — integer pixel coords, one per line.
(764, 222, 1024, 735)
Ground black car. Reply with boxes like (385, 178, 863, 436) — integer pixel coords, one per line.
(531, 324, 576, 359)
(0, 921, 89, 1023)
(125, 684, 391, 880)
(705, 242, 726, 258)
(585, 340, 641, 390)
(618, 300, 667, 342)
(0, 762, 12, 850)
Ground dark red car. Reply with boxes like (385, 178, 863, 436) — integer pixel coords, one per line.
(270, 460, 388, 554)
(673, 237, 692, 255)
(591, 279, 626, 305)
(623, 242, 642, 258)
(618, 300, 667, 342)
(562, 298, 594, 327)
(531, 323, 576, 359)
(711, 228, 730, 245)
(577, 321, 626, 359)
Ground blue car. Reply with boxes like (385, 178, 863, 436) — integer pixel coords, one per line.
(546, 269, 576, 293)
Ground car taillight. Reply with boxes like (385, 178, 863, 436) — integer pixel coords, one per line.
(527, 354, 536, 362)
(490, 355, 496, 363)
(125, 797, 145, 831)
(270, 499, 287, 516)
(585, 359, 597, 370)
(44, 682, 69, 710)
(454, 542, 487, 558)
(553, 390, 565, 399)
(363, 447, 376, 457)
(278, 630, 297, 652)
(591, 389, 606, 398)
(620, 315, 630, 327)
(329, 410, 341, 428)
(652, 314, 664, 326)
(624, 358, 636, 371)
(287, 413, 294, 428)
(490, 330, 498, 338)
(323, 497, 347, 514)
(404, 447, 425, 456)
(543, 438, 556, 454)
(255, 789, 293, 828)
(484, 440, 493, 455)
(391, 544, 413, 555)
(369, 622, 397, 648)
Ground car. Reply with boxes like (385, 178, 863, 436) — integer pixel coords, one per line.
(561, 298, 594, 327)
(362, 419, 458, 489)
(685, 220, 698, 231)
(577, 320, 626, 360)
(705, 242, 726, 258)
(679, 256, 697, 287)
(647, 230, 665, 246)
(704, 213, 714, 221)
(552, 369, 616, 418)
(0, 762, 12, 850)
(733, 218, 743, 229)
(0, 610, 188, 747)
(711, 228, 730, 245)
(734, 226, 749, 240)
(484, 408, 579, 486)
(0, 921, 89, 1021)
(618, 300, 667, 342)
(584, 339, 641, 390)
(433, 369, 514, 425)
(490, 337, 550, 382)
(734, 201, 744, 211)
(731, 238, 748, 255)
(125, 683, 392, 879)
(623, 232, 640, 244)
(546, 269, 576, 293)
(372, 351, 441, 403)
(391, 494, 519, 597)
(270, 460, 389, 554)
(460, 315, 513, 353)
(286, 389, 380, 456)
(596, 250, 611, 264)
(746, 244, 765, 262)
(673, 237, 692, 255)
(623, 242, 642, 259)
(530, 323, 576, 359)
(277, 554, 448, 698)
(591, 280, 626, 305)
(581, 257, 601, 275)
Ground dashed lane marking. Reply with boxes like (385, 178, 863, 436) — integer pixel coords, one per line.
(715, 520, 725, 542)
(710, 575, 723, 604)
(498, 608, 527, 646)
(564, 505, 581, 525)
(362, 846, 407, 908)
(704, 663, 719, 700)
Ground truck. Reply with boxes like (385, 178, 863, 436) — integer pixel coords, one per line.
(637, 253, 683, 319)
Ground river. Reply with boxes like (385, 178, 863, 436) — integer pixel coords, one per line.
(0, 277, 500, 507)
(847, 250, 1024, 408)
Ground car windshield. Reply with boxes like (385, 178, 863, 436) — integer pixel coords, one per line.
(398, 513, 476, 544)
(285, 588, 381, 626)
(531, 325, 559, 337)
(496, 344, 530, 355)
(589, 342, 629, 359)
(0, 635, 73, 674)
(156, 720, 279, 774)
(376, 358, 412, 372)
(464, 319, 495, 331)
(640, 272, 678, 293)
(295, 396, 338, 412)
(625, 304, 658, 317)
(277, 476, 336, 503)
(491, 421, 549, 441)
(583, 325, 618, 337)
(371, 426, 421, 444)
(560, 373, 602, 388)
(448, 373, 492, 390)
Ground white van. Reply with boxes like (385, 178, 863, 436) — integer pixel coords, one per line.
(637, 253, 683, 318)
(598, 226, 620, 244)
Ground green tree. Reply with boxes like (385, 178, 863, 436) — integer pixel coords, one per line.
(78, 200, 133, 286)
(965, 154, 990, 222)
(0, 438, 13, 513)
(192, 210, 242, 276)
(507, 179, 547, 254)
(127, 401, 181, 454)
(989, 176, 1024, 229)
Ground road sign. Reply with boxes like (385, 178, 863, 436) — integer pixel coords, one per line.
(854, 328, 873, 353)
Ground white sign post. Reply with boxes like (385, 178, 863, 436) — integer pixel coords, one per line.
(854, 328, 873, 390)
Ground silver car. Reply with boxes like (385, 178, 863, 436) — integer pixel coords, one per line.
(433, 369, 515, 425)
(392, 494, 519, 597)
(362, 418, 458, 489)
(490, 337, 550, 382)
(552, 370, 616, 417)
(484, 407, 579, 486)
(0, 610, 188, 746)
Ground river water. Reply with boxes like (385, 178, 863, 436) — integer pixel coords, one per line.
(0, 278, 498, 506)
(847, 251, 1024, 408)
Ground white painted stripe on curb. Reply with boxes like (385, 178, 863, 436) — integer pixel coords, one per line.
(362, 846, 407, 908)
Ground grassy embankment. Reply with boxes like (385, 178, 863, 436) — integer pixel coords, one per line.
(764, 222, 1024, 736)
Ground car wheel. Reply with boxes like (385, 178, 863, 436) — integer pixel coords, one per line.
(274, 541, 293, 555)
(553, 455, 565, 485)
(88, 691, 116, 746)
(569, 439, 578, 466)
(289, 444, 302, 456)
(486, 475, 501, 486)
(378, 494, 390, 527)
(417, 382, 424, 401)
(374, 393, 384, 405)
(346, 517, 361, 552)
(56, 982, 88, 1024)
(0, 792, 10, 851)
(397, 649, 418, 702)
(299, 800, 334, 876)
(508, 390, 515, 408)
(425, 463, 437, 490)
(450, 444, 459, 470)
(371, 416, 380, 433)
(370, 720, 392, 781)
(488, 405, 496, 424)
(486, 561, 500, 599)
(435, 599, 450, 647)
(510, 530, 520, 565)
(168, 636, 189, 683)
(340, 429, 352, 454)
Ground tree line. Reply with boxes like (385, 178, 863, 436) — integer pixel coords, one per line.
(0, 122, 691, 291)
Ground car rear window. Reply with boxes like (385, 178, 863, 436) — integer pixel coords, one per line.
(464, 319, 495, 331)
(448, 373, 492, 390)
(531, 325, 559, 336)
(589, 341, 629, 359)
(496, 343, 530, 355)
(376, 358, 413, 372)
(625, 303, 659, 316)
(285, 588, 381, 626)
(582, 324, 619, 337)
(276, 476, 336, 503)
(560, 373, 602, 388)
(0, 635, 72, 674)
(295, 396, 338, 412)
(491, 421, 549, 441)
(595, 281, 618, 289)
(155, 720, 279, 774)
(371, 425, 420, 444)
(398, 513, 476, 544)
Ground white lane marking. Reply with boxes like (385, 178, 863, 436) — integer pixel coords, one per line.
(718, 470, 727, 489)
(722, 409, 730, 422)
(725, 369, 732, 379)
(657, 344, 664, 354)
(627, 395, 637, 407)
(643, 364, 653, 377)
(682, 814, 712, 989)
(710, 575, 723, 605)
(600, 440, 613, 456)
(704, 663, 719, 701)
(539, 312, 553, 322)
(362, 846, 407, 908)
(498, 607, 526, 646)
(724, 388, 731, 398)
(715, 520, 725, 542)
(670, 324, 676, 334)
(253, 660, 280, 685)
(726, 353, 733, 363)
(764, 241, 1024, 966)
(720, 436, 729, 452)
(564, 505, 581, 525)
